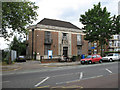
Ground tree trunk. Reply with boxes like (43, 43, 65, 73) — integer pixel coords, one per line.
(101, 41, 103, 57)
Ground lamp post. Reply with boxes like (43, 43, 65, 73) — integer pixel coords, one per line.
(32, 28, 34, 60)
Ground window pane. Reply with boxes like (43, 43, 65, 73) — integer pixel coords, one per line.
(44, 45, 51, 55)
(77, 34, 81, 41)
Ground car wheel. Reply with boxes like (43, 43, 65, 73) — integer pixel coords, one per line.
(81, 62, 84, 65)
(88, 60, 92, 64)
(99, 59, 102, 63)
(109, 58, 113, 62)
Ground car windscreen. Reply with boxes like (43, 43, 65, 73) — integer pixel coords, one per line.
(86, 55, 92, 58)
(19, 56, 24, 58)
(107, 54, 113, 56)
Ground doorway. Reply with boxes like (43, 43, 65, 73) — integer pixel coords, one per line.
(63, 47, 68, 57)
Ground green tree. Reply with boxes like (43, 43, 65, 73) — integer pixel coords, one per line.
(10, 36, 26, 56)
(80, 2, 114, 56)
(2, 1, 38, 40)
(112, 15, 120, 34)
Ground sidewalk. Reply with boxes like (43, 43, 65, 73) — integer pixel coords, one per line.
(1, 61, 81, 72)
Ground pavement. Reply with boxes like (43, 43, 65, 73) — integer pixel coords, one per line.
(1, 60, 81, 72)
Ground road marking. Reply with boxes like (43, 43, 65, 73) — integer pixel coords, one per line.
(56, 79, 80, 85)
(79, 72, 83, 80)
(52, 72, 79, 78)
(83, 75, 103, 80)
(106, 68, 112, 74)
(0, 81, 10, 83)
(35, 77, 49, 87)
(37, 85, 50, 88)
(56, 75, 103, 85)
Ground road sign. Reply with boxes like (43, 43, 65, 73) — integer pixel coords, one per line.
(91, 47, 95, 49)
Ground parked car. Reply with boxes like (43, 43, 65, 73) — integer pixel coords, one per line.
(102, 53, 120, 62)
(81, 54, 102, 64)
(16, 56, 26, 62)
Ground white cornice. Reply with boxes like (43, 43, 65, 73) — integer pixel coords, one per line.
(28, 24, 86, 35)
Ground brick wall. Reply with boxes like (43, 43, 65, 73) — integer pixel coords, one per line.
(35, 30, 44, 55)
(27, 30, 89, 59)
(27, 30, 44, 58)
(71, 34, 77, 56)
(51, 32, 58, 56)
(82, 35, 88, 55)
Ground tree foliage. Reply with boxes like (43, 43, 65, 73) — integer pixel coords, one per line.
(9, 36, 26, 56)
(80, 2, 114, 44)
(112, 15, 120, 34)
(2, 1, 39, 40)
(80, 2, 115, 56)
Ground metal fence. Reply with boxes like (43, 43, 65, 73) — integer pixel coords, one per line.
(2, 50, 17, 62)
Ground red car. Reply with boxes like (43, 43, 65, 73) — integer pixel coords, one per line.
(81, 54, 102, 64)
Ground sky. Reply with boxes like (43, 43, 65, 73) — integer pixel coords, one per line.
(0, 0, 119, 50)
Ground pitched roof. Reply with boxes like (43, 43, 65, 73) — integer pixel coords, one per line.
(37, 18, 81, 30)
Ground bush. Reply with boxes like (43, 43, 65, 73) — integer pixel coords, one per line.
(104, 51, 120, 54)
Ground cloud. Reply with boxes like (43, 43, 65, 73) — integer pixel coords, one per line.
(0, 0, 119, 49)
(31, 0, 119, 28)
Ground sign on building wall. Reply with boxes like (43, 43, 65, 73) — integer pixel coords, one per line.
(48, 50, 52, 59)
(91, 47, 95, 49)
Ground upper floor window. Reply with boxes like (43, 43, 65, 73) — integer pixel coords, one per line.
(109, 41, 112, 47)
(62, 33, 67, 40)
(94, 43, 97, 48)
(77, 34, 81, 42)
(45, 31, 51, 39)
(113, 35, 118, 39)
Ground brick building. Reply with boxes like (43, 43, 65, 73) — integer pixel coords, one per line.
(26, 18, 88, 60)
(88, 41, 109, 55)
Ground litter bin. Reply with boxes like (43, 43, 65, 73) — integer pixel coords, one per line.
(72, 56, 76, 62)
(81, 54, 85, 59)
(40, 56, 43, 62)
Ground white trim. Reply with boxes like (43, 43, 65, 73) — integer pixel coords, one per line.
(29, 28, 85, 35)
(28, 24, 85, 35)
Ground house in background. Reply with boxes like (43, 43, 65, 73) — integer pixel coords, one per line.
(88, 41, 108, 55)
(108, 35, 120, 52)
(26, 18, 88, 60)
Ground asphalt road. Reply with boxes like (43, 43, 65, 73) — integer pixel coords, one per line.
(2, 61, 120, 89)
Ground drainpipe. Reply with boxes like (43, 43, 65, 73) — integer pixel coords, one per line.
(32, 28, 34, 60)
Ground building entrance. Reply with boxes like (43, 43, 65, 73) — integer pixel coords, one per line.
(63, 47, 68, 57)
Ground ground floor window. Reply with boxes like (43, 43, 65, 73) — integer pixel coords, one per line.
(94, 49, 97, 54)
(77, 46, 82, 55)
(44, 45, 51, 55)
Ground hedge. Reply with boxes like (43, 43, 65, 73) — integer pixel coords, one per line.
(104, 51, 120, 54)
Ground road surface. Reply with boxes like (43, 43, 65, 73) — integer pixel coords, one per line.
(2, 61, 120, 89)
